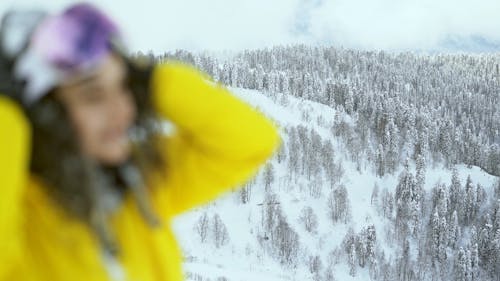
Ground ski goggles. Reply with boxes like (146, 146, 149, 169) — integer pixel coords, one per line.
(1, 3, 124, 106)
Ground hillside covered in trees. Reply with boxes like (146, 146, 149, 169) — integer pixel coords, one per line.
(135, 46, 500, 281)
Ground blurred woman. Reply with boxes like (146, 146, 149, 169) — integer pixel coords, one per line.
(0, 3, 280, 281)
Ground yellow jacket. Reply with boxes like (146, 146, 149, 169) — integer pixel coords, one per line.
(0, 62, 281, 281)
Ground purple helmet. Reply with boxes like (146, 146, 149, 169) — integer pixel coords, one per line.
(9, 3, 124, 105)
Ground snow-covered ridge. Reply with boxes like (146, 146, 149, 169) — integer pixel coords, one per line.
(170, 88, 499, 281)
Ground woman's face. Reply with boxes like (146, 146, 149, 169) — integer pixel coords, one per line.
(56, 54, 137, 165)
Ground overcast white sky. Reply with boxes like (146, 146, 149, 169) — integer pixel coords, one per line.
(1, 0, 499, 53)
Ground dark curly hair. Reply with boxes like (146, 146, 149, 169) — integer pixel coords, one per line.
(27, 55, 167, 255)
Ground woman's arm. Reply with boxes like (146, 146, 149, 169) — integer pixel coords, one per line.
(151, 62, 281, 216)
(0, 97, 31, 279)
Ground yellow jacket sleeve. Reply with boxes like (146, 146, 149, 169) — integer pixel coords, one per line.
(151, 62, 281, 216)
(0, 97, 31, 279)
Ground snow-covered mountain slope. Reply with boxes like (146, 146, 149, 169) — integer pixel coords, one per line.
(170, 88, 499, 281)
